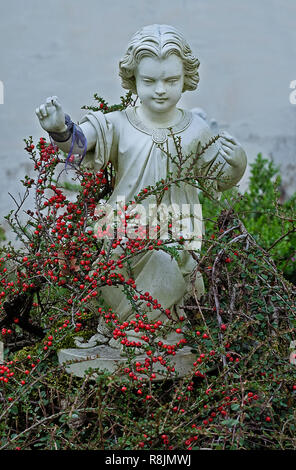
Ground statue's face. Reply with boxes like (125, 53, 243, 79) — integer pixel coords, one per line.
(135, 54, 184, 114)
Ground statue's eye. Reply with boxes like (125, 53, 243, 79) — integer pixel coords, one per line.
(143, 79, 154, 84)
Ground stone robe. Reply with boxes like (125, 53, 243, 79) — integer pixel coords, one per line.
(78, 107, 246, 343)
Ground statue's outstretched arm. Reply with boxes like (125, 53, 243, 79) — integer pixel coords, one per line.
(35, 96, 97, 165)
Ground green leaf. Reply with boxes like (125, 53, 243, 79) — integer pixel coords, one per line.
(231, 403, 240, 411)
(221, 418, 239, 428)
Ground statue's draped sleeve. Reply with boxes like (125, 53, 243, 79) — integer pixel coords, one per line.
(79, 110, 117, 171)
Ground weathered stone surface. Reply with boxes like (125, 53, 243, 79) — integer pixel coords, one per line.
(58, 344, 197, 381)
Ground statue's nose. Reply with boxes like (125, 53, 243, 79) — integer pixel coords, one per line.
(155, 82, 166, 96)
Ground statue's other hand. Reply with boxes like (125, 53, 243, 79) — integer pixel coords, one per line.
(35, 96, 66, 133)
(218, 131, 247, 171)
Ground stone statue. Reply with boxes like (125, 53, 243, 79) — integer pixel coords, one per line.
(35, 24, 247, 379)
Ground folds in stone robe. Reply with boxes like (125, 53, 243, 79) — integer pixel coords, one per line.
(78, 107, 247, 343)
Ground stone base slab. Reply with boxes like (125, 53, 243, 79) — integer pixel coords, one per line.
(58, 344, 196, 381)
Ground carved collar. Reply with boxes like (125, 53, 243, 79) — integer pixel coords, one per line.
(125, 107, 192, 144)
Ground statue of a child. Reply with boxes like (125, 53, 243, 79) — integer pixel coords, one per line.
(36, 24, 247, 353)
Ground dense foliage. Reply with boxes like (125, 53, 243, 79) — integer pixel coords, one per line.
(0, 95, 295, 450)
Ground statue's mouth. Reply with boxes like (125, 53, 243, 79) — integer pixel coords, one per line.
(153, 97, 168, 102)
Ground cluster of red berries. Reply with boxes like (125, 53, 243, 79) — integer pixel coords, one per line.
(1, 328, 12, 336)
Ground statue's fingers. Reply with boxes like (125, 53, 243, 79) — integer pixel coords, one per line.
(219, 148, 232, 165)
(220, 138, 234, 151)
(220, 130, 234, 140)
(35, 107, 42, 120)
(220, 142, 233, 155)
(220, 130, 239, 146)
(51, 96, 62, 110)
(45, 97, 55, 109)
(45, 97, 56, 114)
(39, 104, 48, 118)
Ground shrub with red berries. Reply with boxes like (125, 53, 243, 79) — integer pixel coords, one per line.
(0, 94, 295, 450)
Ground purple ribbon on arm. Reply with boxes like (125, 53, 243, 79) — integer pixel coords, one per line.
(49, 114, 88, 170)
(64, 114, 88, 170)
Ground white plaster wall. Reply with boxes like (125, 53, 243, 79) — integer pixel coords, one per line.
(0, 0, 295, 240)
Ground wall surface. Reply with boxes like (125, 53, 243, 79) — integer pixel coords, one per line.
(0, 0, 295, 241)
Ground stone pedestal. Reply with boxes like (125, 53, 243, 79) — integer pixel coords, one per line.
(58, 344, 196, 381)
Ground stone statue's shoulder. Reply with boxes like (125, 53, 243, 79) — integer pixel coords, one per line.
(86, 109, 126, 135)
(106, 109, 129, 133)
(191, 110, 210, 131)
(88, 109, 122, 123)
(190, 110, 213, 142)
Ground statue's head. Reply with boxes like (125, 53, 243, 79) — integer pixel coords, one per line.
(119, 24, 200, 96)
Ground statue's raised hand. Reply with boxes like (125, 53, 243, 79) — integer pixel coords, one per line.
(215, 130, 247, 191)
(35, 96, 66, 133)
(218, 131, 247, 169)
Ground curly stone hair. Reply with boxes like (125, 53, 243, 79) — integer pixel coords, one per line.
(119, 24, 200, 95)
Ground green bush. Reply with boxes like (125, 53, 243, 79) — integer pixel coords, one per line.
(0, 96, 295, 450)
(201, 153, 296, 283)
